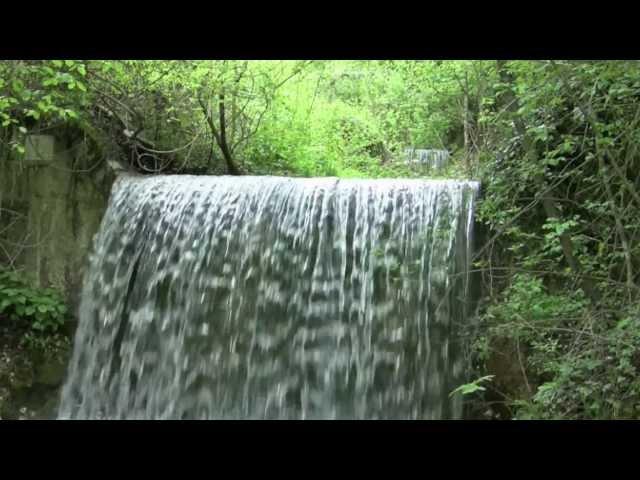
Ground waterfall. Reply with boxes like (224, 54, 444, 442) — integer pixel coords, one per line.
(404, 148, 451, 170)
(58, 175, 479, 419)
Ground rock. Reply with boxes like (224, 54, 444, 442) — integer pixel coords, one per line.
(35, 358, 68, 387)
(0, 330, 70, 419)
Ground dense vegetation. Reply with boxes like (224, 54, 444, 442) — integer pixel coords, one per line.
(1, 60, 639, 419)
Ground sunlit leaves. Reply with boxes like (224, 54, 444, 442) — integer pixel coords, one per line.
(0, 60, 88, 134)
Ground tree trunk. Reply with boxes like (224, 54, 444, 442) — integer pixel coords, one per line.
(217, 94, 242, 175)
(463, 86, 471, 173)
(198, 94, 242, 176)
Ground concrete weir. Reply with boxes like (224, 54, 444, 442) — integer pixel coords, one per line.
(0, 133, 114, 310)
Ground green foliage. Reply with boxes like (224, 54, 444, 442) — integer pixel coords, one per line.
(245, 60, 489, 178)
(470, 60, 640, 420)
(0, 61, 87, 126)
(0, 60, 490, 178)
(3, 59, 640, 419)
(486, 274, 587, 335)
(0, 60, 89, 164)
(510, 304, 640, 420)
(20, 331, 71, 360)
(450, 375, 495, 397)
(0, 269, 68, 335)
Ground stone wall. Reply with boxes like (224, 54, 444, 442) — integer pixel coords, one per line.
(0, 133, 115, 311)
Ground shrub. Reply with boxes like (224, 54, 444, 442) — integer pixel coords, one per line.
(0, 269, 68, 335)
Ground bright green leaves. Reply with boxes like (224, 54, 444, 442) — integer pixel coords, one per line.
(542, 216, 579, 238)
(449, 375, 495, 398)
(487, 274, 587, 332)
(10, 143, 25, 155)
(245, 60, 495, 178)
(11, 78, 25, 94)
(0, 269, 68, 335)
(0, 60, 88, 135)
(26, 109, 40, 119)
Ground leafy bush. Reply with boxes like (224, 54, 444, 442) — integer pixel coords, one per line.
(0, 269, 68, 334)
(474, 259, 640, 420)
(20, 331, 71, 360)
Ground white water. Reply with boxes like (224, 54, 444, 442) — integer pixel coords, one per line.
(59, 175, 478, 419)
(404, 149, 450, 170)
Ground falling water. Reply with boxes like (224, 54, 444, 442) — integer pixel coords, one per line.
(59, 175, 479, 419)
(404, 148, 450, 170)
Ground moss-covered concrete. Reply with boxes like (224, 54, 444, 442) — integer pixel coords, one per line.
(0, 132, 110, 419)
(0, 133, 115, 310)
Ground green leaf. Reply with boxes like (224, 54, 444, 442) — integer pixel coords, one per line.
(451, 383, 485, 396)
(11, 80, 24, 92)
(449, 375, 495, 398)
(616, 318, 632, 330)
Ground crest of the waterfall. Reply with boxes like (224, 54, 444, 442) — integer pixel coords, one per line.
(404, 148, 450, 170)
(59, 175, 479, 419)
